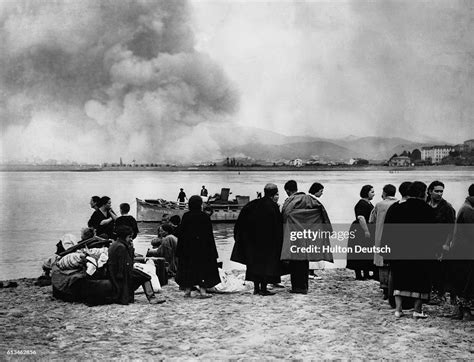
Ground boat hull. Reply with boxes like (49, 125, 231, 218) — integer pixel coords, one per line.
(136, 198, 242, 223)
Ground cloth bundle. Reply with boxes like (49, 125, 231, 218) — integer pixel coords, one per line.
(57, 252, 86, 270)
(134, 259, 161, 293)
(83, 247, 108, 275)
(209, 269, 248, 293)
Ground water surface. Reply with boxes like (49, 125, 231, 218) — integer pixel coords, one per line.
(1, 170, 471, 279)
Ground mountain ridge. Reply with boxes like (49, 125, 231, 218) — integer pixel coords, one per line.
(209, 125, 438, 161)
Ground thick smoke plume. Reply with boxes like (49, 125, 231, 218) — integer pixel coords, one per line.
(0, 0, 238, 163)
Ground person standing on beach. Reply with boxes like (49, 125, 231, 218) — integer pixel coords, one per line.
(232, 183, 284, 296)
(281, 180, 309, 294)
(175, 195, 220, 298)
(177, 188, 187, 204)
(346, 185, 375, 280)
(448, 183, 474, 321)
(280, 181, 334, 294)
(397, 181, 412, 204)
(383, 181, 412, 308)
(369, 184, 398, 300)
(88, 196, 117, 239)
(426, 180, 456, 304)
(308, 182, 329, 280)
(383, 181, 439, 318)
(115, 203, 139, 239)
(108, 225, 165, 305)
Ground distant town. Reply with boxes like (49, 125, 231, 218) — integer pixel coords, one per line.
(1, 139, 473, 171)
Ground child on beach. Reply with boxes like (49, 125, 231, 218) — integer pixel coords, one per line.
(115, 203, 139, 239)
(108, 225, 165, 305)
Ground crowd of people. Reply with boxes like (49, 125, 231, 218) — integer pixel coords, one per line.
(64, 181, 473, 321)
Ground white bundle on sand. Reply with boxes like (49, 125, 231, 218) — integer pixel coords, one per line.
(209, 269, 249, 293)
(134, 260, 161, 293)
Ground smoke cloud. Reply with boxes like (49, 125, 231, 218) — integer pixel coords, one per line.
(0, 0, 239, 163)
(192, 0, 473, 143)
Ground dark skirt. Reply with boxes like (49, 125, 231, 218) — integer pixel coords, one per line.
(391, 260, 431, 300)
(449, 260, 474, 300)
(346, 222, 375, 271)
(176, 257, 221, 289)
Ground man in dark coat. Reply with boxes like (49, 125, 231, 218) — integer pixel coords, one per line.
(383, 181, 439, 318)
(175, 195, 220, 298)
(231, 183, 283, 296)
(108, 225, 165, 305)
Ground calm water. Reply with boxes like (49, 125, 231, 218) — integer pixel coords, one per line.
(0, 170, 472, 279)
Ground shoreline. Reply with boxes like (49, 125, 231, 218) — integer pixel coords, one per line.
(0, 269, 472, 359)
(1, 165, 473, 172)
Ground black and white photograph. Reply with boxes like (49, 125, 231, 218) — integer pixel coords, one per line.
(0, 0, 473, 359)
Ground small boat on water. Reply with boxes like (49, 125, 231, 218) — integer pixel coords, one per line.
(136, 188, 250, 223)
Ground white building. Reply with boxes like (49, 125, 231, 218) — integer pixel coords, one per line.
(421, 145, 455, 163)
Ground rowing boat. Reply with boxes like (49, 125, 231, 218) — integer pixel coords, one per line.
(136, 188, 250, 223)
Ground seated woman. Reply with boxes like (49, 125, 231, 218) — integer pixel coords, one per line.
(175, 195, 221, 298)
(149, 224, 178, 277)
(108, 225, 165, 305)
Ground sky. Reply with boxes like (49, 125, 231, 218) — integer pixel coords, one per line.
(0, 0, 472, 163)
(190, 0, 473, 141)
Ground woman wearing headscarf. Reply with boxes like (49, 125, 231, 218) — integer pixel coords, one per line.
(346, 185, 375, 280)
(175, 195, 220, 298)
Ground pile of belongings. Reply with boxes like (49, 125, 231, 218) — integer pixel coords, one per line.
(48, 234, 112, 303)
(46, 234, 162, 305)
(206, 269, 250, 294)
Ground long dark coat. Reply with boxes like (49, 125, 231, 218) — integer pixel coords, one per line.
(382, 198, 439, 297)
(175, 210, 220, 288)
(107, 238, 135, 304)
(429, 198, 456, 252)
(449, 196, 474, 299)
(231, 197, 284, 283)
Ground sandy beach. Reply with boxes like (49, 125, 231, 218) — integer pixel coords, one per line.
(0, 269, 472, 359)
